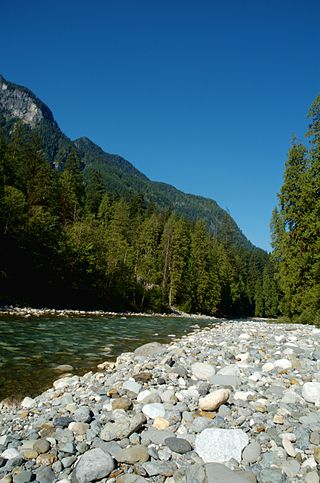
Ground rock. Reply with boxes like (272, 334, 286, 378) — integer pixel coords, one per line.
(22, 450, 38, 460)
(68, 422, 89, 435)
(12, 470, 32, 483)
(313, 447, 320, 464)
(112, 396, 132, 411)
(54, 364, 74, 372)
(262, 362, 274, 372)
(122, 380, 142, 395)
(199, 389, 229, 411)
(191, 362, 215, 380)
(205, 463, 255, 483)
(302, 382, 320, 404)
(153, 417, 170, 430)
(71, 448, 114, 482)
(282, 459, 300, 478)
(195, 428, 249, 463)
(134, 342, 165, 358)
(53, 416, 74, 428)
(36, 453, 57, 466)
(35, 467, 55, 483)
(116, 476, 149, 483)
(241, 441, 261, 463)
(1, 449, 20, 460)
(282, 437, 296, 457)
(53, 375, 79, 390)
(74, 406, 92, 423)
(20, 397, 35, 409)
(217, 364, 240, 376)
(209, 375, 241, 387)
(100, 413, 146, 441)
(142, 403, 165, 419)
(116, 445, 149, 464)
(164, 436, 192, 454)
(61, 455, 76, 468)
(33, 438, 50, 453)
(142, 461, 177, 477)
(305, 471, 320, 483)
(274, 358, 292, 370)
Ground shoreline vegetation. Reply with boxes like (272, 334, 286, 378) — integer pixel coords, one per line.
(0, 320, 319, 482)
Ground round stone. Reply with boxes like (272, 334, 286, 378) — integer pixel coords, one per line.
(164, 437, 192, 454)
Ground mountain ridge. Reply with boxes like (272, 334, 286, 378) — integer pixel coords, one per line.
(0, 73, 254, 250)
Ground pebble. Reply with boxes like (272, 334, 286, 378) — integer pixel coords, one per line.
(1, 320, 320, 482)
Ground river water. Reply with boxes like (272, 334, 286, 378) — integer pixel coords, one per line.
(0, 314, 220, 400)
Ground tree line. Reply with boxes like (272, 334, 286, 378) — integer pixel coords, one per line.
(0, 121, 279, 316)
(271, 96, 320, 325)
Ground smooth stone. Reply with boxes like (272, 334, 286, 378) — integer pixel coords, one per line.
(137, 390, 152, 402)
(282, 437, 296, 457)
(68, 422, 89, 435)
(142, 403, 165, 419)
(116, 445, 149, 464)
(134, 342, 165, 358)
(36, 453, 57, 466)
(35, 467, 55, 483)
(53, 375, 79, 390)
(1, 449, 20, 460)
(191, 362, 215, 380)
(61, 455, 77, 468)
(71, 448, 114, 482)
(199, 389, 229, 411)
(153, 417, 170, 430)
(22, 450, 38, 460)
(205, 463, 254, 483)
(195, 428, 249, 463)
(262, 362, 274, 372)
(74, 406, 92, 423)
(54, 364, 74, 372)
(314, 447, 320, 464)
(12, 470, 32, 483)
(53, 416, 74, 428)
(209, 375, 241, 387)
(33, 439, 50, 454)
(122, 380, 142, 395)
(141, 429, 175, 446)
(142, 461, 177, 477)
(302, 382, 320, 404)
(274, 358, 292, 370)
(100, 413, 146, 441)
(112, 396, 132, 411)
(164, 437, 192, 454)
(241, 441, 261, 463)
(259, 469, 283, 483)
(20, 397, 35, 409)
(217, 365, 240, 377)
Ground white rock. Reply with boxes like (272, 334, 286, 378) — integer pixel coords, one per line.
(195, 428, 249, 463)
(262, 362, 274, 372)
(137, 389, 152, 402)
(305, 471, 320, 483)
(53, 375, 79, 390)
(217, 365, 240, 376)
(274, 359, 292, 370)
(21, 396, 36, 409)
(302, 382, 320, 404)
(1, 448, 21, 460)
(122, 379, 142, 395)
(199, 389, 229, 411)
(282, 437, 296, 457)
(234, 391, 255, 401)
(142, 403, 165, 419)
(191, 362, 215, 380)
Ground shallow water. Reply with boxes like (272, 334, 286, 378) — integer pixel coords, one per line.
(0, 314, 220, 400)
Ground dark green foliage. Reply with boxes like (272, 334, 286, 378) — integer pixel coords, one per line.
(271, 96, 320, 324)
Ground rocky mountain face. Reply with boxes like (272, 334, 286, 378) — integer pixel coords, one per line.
(0, 74, 54, 127)
(0, 73, 254, 250)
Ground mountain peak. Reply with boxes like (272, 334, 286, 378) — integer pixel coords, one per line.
(0, 73, 54, 127)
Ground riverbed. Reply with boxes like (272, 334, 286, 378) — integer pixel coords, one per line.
(0, 313, 219, 400)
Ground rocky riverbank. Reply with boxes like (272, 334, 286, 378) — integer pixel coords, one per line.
(1, 320, 320, 483)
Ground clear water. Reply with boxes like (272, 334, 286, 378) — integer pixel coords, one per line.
(0, 314, 219, 400)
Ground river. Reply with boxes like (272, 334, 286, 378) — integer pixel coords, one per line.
(0, 314, 220, 400)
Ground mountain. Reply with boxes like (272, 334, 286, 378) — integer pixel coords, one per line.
(0, 73, 253, 249)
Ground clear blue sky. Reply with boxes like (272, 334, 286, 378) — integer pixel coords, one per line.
(1, 0, 320, 251)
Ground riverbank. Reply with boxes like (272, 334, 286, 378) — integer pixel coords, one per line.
(1, 320, 320, 482)
(0, 305, 217, 320)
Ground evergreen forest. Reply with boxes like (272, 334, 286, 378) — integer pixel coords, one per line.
(0, 121, 279, 317)
(271, 96, 320, 325)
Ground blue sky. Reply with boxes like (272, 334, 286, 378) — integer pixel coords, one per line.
(1, 0, 320, 251)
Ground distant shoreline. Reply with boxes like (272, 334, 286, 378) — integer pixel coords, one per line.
(0, 305, 219, 320)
